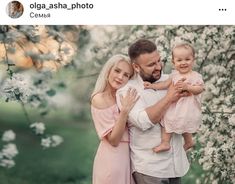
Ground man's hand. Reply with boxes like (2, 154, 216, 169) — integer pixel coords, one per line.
(179, 91, 191, 97)
(166, 82, 181, 103)
(175, 78, 187, 92)
(175, 78, 192, 97)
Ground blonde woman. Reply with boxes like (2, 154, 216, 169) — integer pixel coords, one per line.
(91, 54, 139, 184)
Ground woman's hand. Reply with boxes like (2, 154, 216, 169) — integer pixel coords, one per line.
(119, 88, 139, 114)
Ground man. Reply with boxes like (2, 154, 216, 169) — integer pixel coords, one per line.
(116, 39, 189, 184)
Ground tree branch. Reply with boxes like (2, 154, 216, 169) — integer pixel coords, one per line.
(77, 72, 99, 79)
(19, 100, 32, 124)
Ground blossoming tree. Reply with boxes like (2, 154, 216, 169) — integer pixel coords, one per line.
(0, 25, 234, 183)
(0, 25, 82, 167)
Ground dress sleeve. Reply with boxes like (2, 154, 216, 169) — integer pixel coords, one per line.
(169, 70, 178, 78)
(116, 83, 155, 131)
(193, 72, 204, 105)
(91, 106, 116, 140)
(194, 72, 204, 86)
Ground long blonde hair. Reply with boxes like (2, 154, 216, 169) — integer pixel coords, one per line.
(91, 54, 132, 100)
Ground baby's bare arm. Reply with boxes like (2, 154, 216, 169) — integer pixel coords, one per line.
(186, 85, 204, 95)
(175, 80, 204, 95)
(150, 78, 172, 90)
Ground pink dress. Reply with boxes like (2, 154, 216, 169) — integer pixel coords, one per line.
(162, 71, 204, 134)
(91, 104, 132, 184)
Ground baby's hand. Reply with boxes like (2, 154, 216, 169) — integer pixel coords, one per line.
(144, 81, 153, 89)
(175, 78, 189, 92)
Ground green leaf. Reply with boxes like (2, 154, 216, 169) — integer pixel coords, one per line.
(46, 89, 56, 96)
(39, 100, 48, 108)
(40, 111, 48, 116)
(57, 82, 66, 88)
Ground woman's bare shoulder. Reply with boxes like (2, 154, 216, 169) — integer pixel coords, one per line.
(91, 93, 113, 109)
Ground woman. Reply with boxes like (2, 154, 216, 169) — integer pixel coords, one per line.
(91, 54, 139, 184)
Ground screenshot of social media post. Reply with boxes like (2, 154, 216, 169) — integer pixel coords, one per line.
(0, 0, 234, 184)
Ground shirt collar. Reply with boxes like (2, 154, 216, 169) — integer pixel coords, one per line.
(132, 74, 145, 90)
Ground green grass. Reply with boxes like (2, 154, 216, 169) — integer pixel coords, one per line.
(0, 102, 98, 184)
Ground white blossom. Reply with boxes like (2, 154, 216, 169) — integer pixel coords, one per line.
(212, 179, 218, 184)
(41, 137, 51, 148)
(224, 27, 234, 36)
(0, 73, 32, 103)
(182, 32, 195, 41)
(2, 130, 16, 142)
(0, 152, 3, 159)
(135, 30, 145, 38)
(40, 135, 63, 149)
(0, 159, 15, 168)
(30, 122, 46, 135)
(228, 114, 235, 126)
(51, 135, 64, 147)
(156, 27, 165, 35)
(1, 143, 18, 159)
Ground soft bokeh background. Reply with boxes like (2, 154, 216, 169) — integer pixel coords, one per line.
(0, 25, 234, 184)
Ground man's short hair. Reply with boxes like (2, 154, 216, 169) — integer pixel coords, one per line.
(128, 39, 157, 62)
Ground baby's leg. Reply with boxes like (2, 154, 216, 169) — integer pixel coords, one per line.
(153, 127, 171, 153)
(182, 133, 194, 151)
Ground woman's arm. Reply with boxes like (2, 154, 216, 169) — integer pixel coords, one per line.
(92, 89, 139, 147)
(106, 108, 129, 147)
(106, 88, 139, 146)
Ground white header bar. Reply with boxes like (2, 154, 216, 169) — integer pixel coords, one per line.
(0, 0, 234, 25)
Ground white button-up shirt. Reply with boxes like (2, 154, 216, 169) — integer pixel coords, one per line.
(116, 74, 189, 178)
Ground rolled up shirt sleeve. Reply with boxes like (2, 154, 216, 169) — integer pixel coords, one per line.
(116, 85, 155, 131)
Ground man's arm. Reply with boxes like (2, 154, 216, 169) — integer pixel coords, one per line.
(117, 84, 155, 131)
(117, 82, 181, 131)
(145, 83, 180, 123)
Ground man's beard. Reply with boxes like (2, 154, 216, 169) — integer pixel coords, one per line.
(139, 68, 162, 83)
